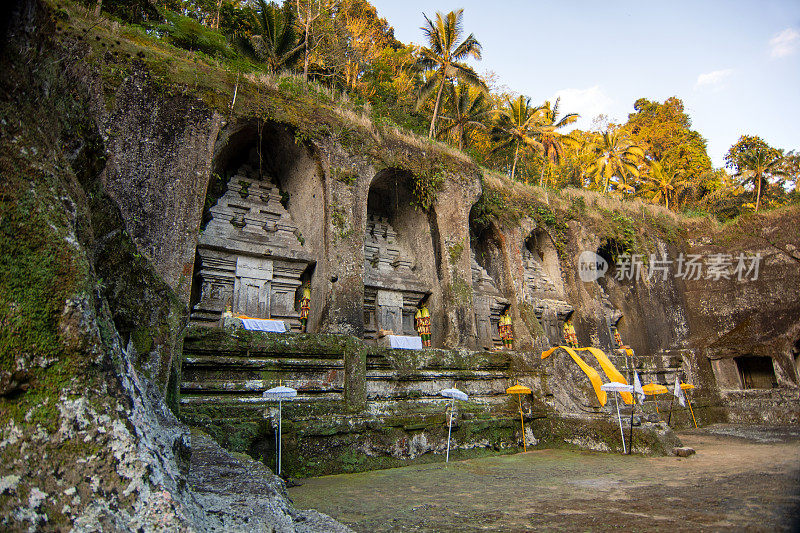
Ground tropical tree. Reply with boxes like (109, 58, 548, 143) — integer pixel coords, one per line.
(725, 135, 788, 212)
(625, 97, 712, 178)
(490, 95, 544, 182)
(531, 97, 579, 186)
(415, 9, 486, 138)
(640, 160, 687, 210)
(733, 150, 786, 212)
(437, 83, 490, 150)
(236, 0, 305, 73)
(586, 130, 645, 194)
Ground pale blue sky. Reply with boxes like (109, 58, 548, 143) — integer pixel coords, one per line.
(370, 0, 800, 168)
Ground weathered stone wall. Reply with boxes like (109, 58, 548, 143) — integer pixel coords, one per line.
(178, 327, 680, 476)
(93, 54, 799, 428)
(100, 68, 223, 302)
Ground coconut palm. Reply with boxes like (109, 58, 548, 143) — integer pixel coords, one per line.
(415, 9, 487, 139)
(490, 95, 544, 182)
(734, 149, 787, 212)
(586, 130, 645, 195)
(641, 160, 687, 210)
(532, 98, 579, 187)
(437, 84, 490, 151)
(236, 0, 305, 73)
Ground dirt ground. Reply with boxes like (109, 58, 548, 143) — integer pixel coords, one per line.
(288, 425, 800, 532)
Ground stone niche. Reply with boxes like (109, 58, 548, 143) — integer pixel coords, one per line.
(190, 156, 313, 327)
(363, 170, 432, 340)
(363, 214, 428, 338)
(521, 230, 572, 346)
(471, 252, 508, 349)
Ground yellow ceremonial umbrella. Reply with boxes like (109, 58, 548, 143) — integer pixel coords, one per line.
(681, 383, 698, 428)
(642, 383, 669, 414)
(506, 383, 532, 451)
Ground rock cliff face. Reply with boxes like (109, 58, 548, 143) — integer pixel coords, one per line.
(0, 1, 349, 530)
(2, 0, 799, 527)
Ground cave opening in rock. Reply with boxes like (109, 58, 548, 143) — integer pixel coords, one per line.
(524, 228, 564, 297)
(363, 169, 433, 340)
(189, 120, 318, 326)
(467, 203, 507, 349)
(596, 237, 628, 279)
(735, 355, 777, 389)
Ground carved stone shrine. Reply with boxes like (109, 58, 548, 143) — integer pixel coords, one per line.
(471, 253, 508, 349)
(363, 214, 429, 339)
(190, 161, 312, 328)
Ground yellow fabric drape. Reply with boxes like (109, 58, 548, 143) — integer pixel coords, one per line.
(542, 346, 607, 406)
(576, 347, 634, 405)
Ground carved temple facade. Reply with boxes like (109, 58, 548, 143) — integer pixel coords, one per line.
(190, 160, 313, 329)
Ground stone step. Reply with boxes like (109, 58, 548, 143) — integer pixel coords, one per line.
(180, 391, 344, 406)
(365, 360, 509, 371)
(365, 369, 508, 381)
(183, 355, 344, 370)
(181, 380, 343, 394)
(184, 350, 345, 360)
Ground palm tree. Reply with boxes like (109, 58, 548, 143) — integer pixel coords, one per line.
(236, 1, 305, 73)
(490, 95, 544, 182)
(415, 9, 487, 138)
(532, 98, 579, 187)
(437, 84, 490, 151)
(642, 160, 686, 210)
(735, 150, 786, 212)
(586, 130, 645, 195)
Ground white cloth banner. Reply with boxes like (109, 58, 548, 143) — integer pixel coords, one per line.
(239, 318, 287, 333)
(673, 379, 686, 407)
(633, 371, 646, 403)
(388, 335, 423, 350)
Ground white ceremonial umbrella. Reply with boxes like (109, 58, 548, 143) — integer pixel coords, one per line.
(440, 388, 469, 462)
(601, 382, 634, 454)
(263, 384, 297, 476)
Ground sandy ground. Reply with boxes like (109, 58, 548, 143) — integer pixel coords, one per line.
(288, 425, 800, 532)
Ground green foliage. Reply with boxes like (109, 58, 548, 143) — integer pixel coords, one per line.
(586, 129, 645, 194)
(471, 188, 511, 230)
(331, 203, 352, 242)
(447, 275, 473, 306)
(277, 76, 307, 98)
(724, 135, 781, 173)
(725, 135, 788, 212)
(95, 0, 160, 23)
(447, 241, 465, 263)
(332, 166, 358, 185)
(627, 97, 712, 176)
(159, 11, 234, 58)
(415, 9, 487, 138)
(235, 0, 304, 72)
(598, 210, 640, 261)
(490, 95, 543, 183)
(411, 167, 446, 210)
(531, 204, 559, 227)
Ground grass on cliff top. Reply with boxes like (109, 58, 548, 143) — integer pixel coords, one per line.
(475, 171, 703, 259)
(49, 0, 474, 177)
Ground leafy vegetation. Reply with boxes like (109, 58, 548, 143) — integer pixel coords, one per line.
(415, 9, 486, 139)
(73, 0, 798, 219)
